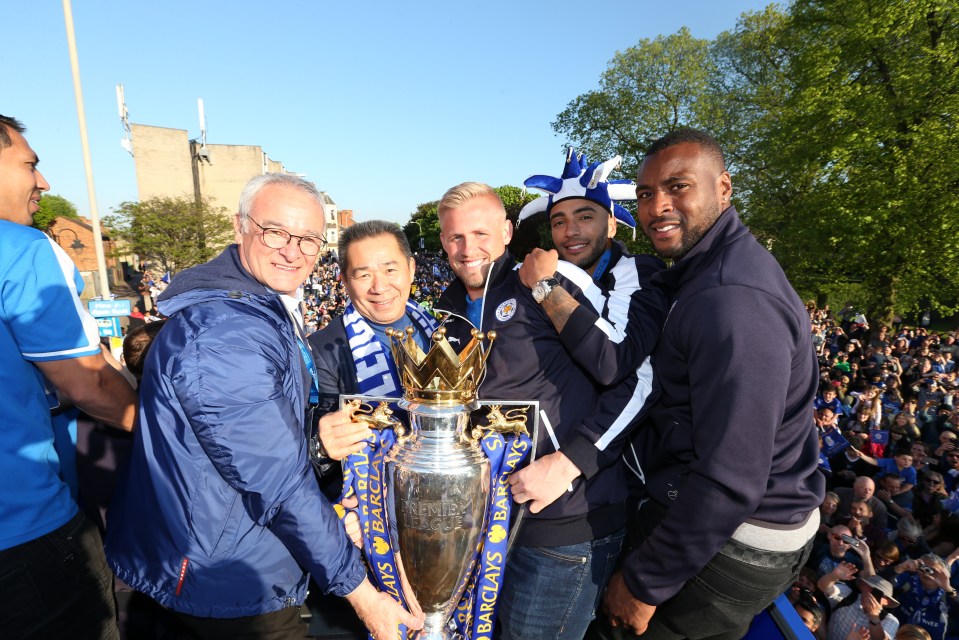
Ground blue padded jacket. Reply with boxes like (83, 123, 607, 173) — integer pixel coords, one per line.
(105, 245, 365, 618)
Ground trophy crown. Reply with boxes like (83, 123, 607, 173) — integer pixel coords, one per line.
(386, 325, 494, 404)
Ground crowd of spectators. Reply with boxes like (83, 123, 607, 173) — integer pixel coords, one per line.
(795, 302, 959, 639)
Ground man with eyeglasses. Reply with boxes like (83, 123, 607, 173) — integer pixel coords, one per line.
(106, 174, 421, 639)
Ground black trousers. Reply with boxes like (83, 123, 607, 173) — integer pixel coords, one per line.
(0, 510, 119, 640)
(586, 500, 812, 640)
(171, 605, 308, 640)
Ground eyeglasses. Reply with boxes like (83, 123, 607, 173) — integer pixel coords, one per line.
(925, 478, 942, 486)
(247, 217, 325, 256)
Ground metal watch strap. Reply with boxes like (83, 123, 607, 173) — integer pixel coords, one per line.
(533, 277, 559, 303)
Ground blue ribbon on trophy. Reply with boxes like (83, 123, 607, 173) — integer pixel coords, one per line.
(335, 326, 536, 640)
(339, 423, 409, 609)
(453, 431, 532, 640)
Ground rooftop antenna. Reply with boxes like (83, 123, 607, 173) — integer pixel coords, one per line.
(116, 83, 133, 156)
(196, 98, 211, 163)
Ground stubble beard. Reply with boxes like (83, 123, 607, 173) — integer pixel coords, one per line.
(563, 238, 607, 273)
(456, 262, 491, 293)
(659, 200, 724, 261)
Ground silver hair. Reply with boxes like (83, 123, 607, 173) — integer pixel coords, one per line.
(897, 517, 922, 540)
(237, 173, 325, 231)
(922, 553, 947, 573)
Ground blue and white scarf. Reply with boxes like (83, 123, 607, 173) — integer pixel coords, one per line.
(342, 300, 438, 397)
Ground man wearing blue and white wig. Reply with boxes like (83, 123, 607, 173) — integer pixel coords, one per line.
(498, 150, 668, 639)
(515, 147, 667, 388)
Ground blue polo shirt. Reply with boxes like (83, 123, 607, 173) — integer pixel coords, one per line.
(0, 222, 101, 549)
(875, 457, 918, 487)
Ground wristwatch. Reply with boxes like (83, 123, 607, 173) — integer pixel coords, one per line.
(532, 277, 559, 304)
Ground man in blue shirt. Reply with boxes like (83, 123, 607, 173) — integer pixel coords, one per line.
(893, 554, 953, 640)
(0, 115, 138, 639)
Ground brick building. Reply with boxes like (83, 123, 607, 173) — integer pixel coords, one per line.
(49, 216, 126, 299)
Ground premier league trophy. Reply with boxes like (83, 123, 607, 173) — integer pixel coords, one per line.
(336, 326, 533, 640)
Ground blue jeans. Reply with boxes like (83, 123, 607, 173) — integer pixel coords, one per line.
(497, 529, 626, 640)
(0, 510, 119, 639)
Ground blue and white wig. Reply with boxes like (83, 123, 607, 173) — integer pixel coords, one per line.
(517, 148, 637, 230)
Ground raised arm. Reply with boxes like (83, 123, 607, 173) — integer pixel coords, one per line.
(519, 250, 668, 386)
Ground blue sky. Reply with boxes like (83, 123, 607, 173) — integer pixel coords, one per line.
(5, 1, 773, 224)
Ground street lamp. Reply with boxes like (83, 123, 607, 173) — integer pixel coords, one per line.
(57, 227, 86, 254)
(413, 220, 424, 250)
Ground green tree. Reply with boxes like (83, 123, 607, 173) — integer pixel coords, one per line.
(404, 200, 442, 253)
(745, 0, 959, 323)
(105, 195, 234, 275)
(552, 27, 720, 179)
(32, 194, 79, 232)
(552, 1, 959, 322)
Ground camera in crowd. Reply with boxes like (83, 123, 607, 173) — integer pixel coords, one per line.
(840, 534, 860, 547)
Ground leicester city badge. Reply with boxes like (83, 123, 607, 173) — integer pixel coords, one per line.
(495, 298, 517, 322)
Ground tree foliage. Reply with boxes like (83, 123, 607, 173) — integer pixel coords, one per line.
(33, 194, 79, 232)
(552, 27, 721, 180)
(105, 195, 234, 275)
(403, 201, 442, 253)
(551, 0, 959, 322)
(748, 0, 959, 322)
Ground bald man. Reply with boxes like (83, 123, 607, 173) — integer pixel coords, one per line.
(835, 476, 889, 530)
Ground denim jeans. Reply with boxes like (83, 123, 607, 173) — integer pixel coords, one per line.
(0, 510, 119, 639)
(496, 529, 626, 640)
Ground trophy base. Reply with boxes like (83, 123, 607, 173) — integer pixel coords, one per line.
(409, 631, 464, 640)
(408, 614, 464, 640)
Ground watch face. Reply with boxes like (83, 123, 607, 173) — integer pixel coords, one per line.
(532, 283, 546, 303)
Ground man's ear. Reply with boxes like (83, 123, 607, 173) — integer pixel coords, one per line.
(233, 214, 244, 244)
(718, 171, 732, 205)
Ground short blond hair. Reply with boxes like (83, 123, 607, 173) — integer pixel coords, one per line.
(437, 182, 505, 218)
(896, 624, 932, 640)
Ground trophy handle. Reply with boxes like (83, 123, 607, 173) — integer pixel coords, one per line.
(345, 398, 409, 439)
(484, 404, 530, 437)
